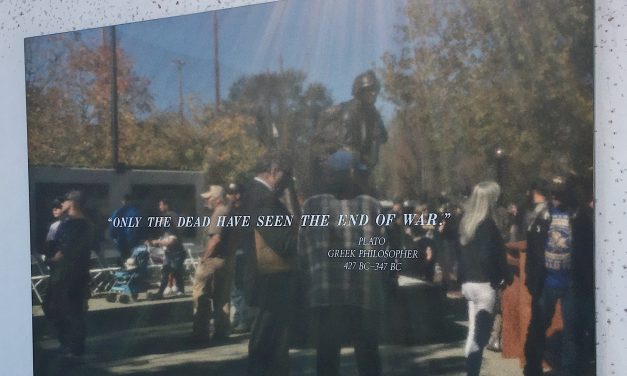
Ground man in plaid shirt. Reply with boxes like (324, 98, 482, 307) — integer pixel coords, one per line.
(298, 151, 384, 376)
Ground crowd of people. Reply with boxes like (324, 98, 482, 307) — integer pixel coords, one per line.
(36, 155, 594, 376)
(35, 69, 594, 375)
(384, 176, 594, 376)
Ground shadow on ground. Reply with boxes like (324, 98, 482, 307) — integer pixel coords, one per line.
(34, 318, 469, 376)
(33, 287, 471, 376)
(35, 335, 468, 376)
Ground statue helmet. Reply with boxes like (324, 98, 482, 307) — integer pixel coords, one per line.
(352, 70, 381, 97)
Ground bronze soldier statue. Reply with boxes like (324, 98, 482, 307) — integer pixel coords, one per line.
(344, 69, 388, 168)
(310, 70, 388, 194)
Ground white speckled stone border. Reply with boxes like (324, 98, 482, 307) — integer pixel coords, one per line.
(596, 1, 627, 375)
(0, 0, 621, 375)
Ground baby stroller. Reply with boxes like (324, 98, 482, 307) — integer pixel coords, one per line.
(106, 244, 150, 303)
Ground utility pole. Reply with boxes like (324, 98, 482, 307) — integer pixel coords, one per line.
(110, 25, 119, 171)
(172, 59, 186, 123)
(213, 12, 221, 111)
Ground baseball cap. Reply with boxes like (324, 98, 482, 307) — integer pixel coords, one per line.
(125, 258, 137, 271)
(326, 150, 368, 172)
(226, 183, 240, 195)
(52, 197, 64, 209)
(64, 190, 85, 204)
(200, 185, 224, 199)
(529, 179, 551, 198)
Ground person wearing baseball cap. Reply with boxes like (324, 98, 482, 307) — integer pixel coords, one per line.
(193, 184, 234, 344)
(224, 182, 250, 333)
(226, 183, 242, 207)
(201, 185, 225, 202)
(227, 183, 240, 194)
(524, 176, 579, 375)
(42, 197, 66, 259)
(43, 189, 94, 362)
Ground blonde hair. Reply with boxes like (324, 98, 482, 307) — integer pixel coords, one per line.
(459, 181, 500, 246)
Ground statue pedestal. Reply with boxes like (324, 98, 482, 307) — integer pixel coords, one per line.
(386, 276, 448, 344)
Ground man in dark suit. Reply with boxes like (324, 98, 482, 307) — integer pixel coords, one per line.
(243, 152, 298, 376)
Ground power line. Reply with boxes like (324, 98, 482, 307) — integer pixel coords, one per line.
(213, 12, 221, 111)
(172, 58, 186, 123)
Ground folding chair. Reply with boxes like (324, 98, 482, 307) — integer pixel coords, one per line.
(89, 250, 119, 295)
(183, 242, 200, 275)
(31, 254, 49, 304)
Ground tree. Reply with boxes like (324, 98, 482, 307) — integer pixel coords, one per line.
(201, 112, 267, 184)
(26, 31, 153, 168)
(26, 32, 288, 181)
(225, 70, 333, 195)
(381, 0, 593, 202)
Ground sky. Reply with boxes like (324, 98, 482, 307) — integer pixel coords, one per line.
(102, 0, 407, 120)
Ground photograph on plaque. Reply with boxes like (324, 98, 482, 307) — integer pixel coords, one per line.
(25, 0, 594, 375)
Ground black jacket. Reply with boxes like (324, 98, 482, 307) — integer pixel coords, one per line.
(524, 202, 553, 297)
(51, 217, 94, 285)
(459, 218, 512, 289)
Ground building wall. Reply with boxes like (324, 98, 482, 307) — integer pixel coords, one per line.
(28, 166, 206, 250)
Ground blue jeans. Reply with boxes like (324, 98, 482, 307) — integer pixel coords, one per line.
(231, 284, 249, 327)
(524, 285, 577, 376)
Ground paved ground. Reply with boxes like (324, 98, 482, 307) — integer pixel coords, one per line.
(34, 321, 522, 376)
(31, 248, 596, 376)
(33, 291, 523, 376)
(32, 257, 524, 376)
